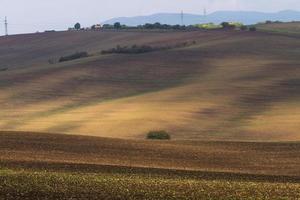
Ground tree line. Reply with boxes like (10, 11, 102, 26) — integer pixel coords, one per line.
(72, 22, 257, 31)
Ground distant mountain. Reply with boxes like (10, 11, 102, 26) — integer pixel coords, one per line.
(103, 10, 300, 26)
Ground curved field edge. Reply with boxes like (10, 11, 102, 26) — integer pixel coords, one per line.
(1, 131, 300, 177)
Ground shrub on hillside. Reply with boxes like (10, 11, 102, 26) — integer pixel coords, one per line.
(59, 52, 89, 62)
(146, 131, 171, 140)
(101, 41, 196, 55)
(240, 25, 248, 31)
(249, 27, 257, 32)
(101, 45, 154, 54)
(221, 22, 236, 29)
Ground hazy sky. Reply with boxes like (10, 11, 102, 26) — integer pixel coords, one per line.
(0, 0, 300, 35)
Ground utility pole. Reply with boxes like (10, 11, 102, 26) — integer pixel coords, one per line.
(181, 10, 184, 26)
(4, 16, 8, 36)
(203, 8, 207, 23)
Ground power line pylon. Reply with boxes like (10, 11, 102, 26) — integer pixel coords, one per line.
(203, 8, 207, 23)
(181, 10, 184, 26)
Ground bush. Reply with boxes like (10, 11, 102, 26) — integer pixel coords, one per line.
(221, 22, 236, 29)
(101, 45, 154, 54)
(114, 22, 121, 29)
(59, 52, 89, 62)
(240, 25, 248, 31)
(146, 131, 171, 140)
(249, 27, 257, 32)
(265, 20, 273, 24)
(101, 41, 196, 55)
(74, 23, 81, 30)
(102, 24, 114, 29)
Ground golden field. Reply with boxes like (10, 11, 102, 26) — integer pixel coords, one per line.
(0, 29, 299, 140)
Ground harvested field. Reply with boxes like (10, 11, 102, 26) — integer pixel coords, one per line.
(1, 131, 300, 199)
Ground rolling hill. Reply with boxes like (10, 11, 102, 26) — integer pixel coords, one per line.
(0, 27, 299, 141)
(1, 23, 300, 200)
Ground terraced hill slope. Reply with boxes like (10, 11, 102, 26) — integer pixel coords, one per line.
(0, 29, 299, 140)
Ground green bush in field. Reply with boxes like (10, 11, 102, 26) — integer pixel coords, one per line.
(146, 131, 171, 140)
(59, 52, 88, 62)
(103, 45, 154, 54)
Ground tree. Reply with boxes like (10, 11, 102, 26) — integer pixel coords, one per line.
(114, 22, 121, 29)
(153, 22, 162, 29)
(221, 22, 235, 29)
(144, 23, 154, 29)
(240, 25, 248, 31)
(74, 23, 81, 30)
(265, 20, 273, 24)
(221, 22, 230, 28)
(102, 24, 113, 29)
(249, 26, 257, 31)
